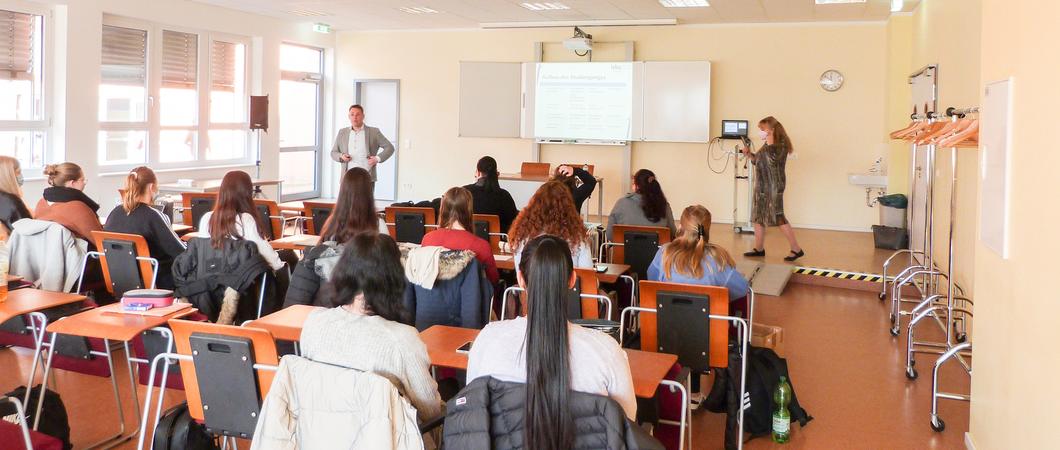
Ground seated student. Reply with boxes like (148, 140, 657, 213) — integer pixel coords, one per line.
(299, 231, 443, 422)
(285, 168, 385, 307)
(196, 171, 285, 272)
(467, 235, 637, 423)
(552, 164, 597, 213)
(462, 156, 519, 233)
(0, 156, 32, 238)
(647, 204, 749, 299)
(104, 167, 186, 290)
(508, 181, 593, 269)
(607, 169, 677, 241)
(421, 186, 499, 285)
(34, 163, 103, 242)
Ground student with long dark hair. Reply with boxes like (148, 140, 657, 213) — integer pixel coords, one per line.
(462, 156, 519, 232)
(35, 162, 102, 242)
(284, 168, 386, 307)
(196, 171, 284, 271)
(606, 168, 677, 240)
(104, 166, 186, 289)
(467, 235, 637, 441)
(421, 186, 499, 284)
(299, 232, 443, 422)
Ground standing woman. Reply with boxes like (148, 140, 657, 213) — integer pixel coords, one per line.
(104, 167, 187, 289)
(35, 163, 103, 242)
(0, 156, 32, 238)
(463, 156, 519, 233)
(739, 116, 805, 261)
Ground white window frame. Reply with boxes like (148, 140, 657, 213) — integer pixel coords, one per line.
(99, 15, 252, 172)
(278, 43, 324, 201)
(0, 2, 52, 174)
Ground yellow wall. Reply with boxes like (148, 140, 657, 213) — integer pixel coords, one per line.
(885, 14, 912, 195)
(893, 0, 981, 296)
(335, 23, 890, 231)
(970, 1, 1060, 448)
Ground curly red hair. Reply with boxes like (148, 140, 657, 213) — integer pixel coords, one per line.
(509, 180, 587, 251)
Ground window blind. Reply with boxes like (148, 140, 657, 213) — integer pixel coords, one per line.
(161, 30, 197, 89)
(0, 9, 36, 81)
(211, 40, 239, 92)
(101, 25, 147, 86)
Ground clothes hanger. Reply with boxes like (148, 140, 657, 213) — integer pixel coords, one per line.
(890, 120, 922, 139)
(918, 117, 972, 145)
(937, 119, 979, 147)
(912, 121, 953, 144)
(893, 120, 932, 140)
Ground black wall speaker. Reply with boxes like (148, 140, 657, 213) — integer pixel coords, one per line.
(250, 95, 268, 131)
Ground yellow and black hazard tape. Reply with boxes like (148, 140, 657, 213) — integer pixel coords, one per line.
(794, 267, 883, 283)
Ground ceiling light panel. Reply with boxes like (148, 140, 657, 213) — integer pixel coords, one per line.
(659, 0, 710, 7)
(520, 2, 571, 11)
(398, 6, 438, 14)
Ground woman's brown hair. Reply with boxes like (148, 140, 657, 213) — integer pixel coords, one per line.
(662, 205, 735, 279)
(439, 186, 474, 231)
(208, 171, 267, 249)
(43, 163, 84, 187)
(759, 116, 794, 154)
(508, 181, 586, 251)
(121, 166, 157, 213)
(319, 167, 378, 244)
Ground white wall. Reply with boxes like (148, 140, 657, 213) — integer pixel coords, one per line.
(8, 0, 335, 212)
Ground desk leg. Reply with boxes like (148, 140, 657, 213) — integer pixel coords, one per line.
(33, 333, 58, 430)
(22, 312, 47, 410)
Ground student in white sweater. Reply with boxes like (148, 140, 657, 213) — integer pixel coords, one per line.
(195, 171, 284, 271)
(299, 231, 444, 422)
(467, 235, 637, 422)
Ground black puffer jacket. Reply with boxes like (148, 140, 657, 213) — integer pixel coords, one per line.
(443, 377, 664, 450)
(172, 237, 274, 323)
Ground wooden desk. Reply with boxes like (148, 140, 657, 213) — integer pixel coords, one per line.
(158, 178, 282, 195)
(278, 199, 336, 213)
(419, 325, 675, 399)
(46, 304, 196, 342)
(499, 171, 605, 219)
(494, 257, 629, 284)
(0, 289, 86, 324)
(171, 224, 194, 235)
(270, 234, 318, 250)
(245, 304, 318, 341)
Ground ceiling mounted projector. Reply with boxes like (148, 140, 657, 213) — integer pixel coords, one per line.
(564, 27, 593, 53)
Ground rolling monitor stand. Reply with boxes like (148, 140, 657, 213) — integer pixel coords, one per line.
(719, 135, 755, 234)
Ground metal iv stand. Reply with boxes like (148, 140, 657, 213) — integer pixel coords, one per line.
(729, 136, 754, 234)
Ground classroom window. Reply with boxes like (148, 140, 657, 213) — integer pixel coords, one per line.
(278, 43, 323, 201)
(0, 9, 47, 169)
(98, 17, 251, 169)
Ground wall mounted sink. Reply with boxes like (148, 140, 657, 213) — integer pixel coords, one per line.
(848, 173, 888, 188)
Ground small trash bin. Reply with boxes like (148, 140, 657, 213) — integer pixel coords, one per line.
(878, 194, 907, 228)
(872, 225, 908, 250)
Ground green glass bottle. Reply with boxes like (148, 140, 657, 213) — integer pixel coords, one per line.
(772, 375, 792, 443)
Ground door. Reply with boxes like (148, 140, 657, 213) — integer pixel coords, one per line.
(278, 44, 324, 201)
(354, 80, 399, 201)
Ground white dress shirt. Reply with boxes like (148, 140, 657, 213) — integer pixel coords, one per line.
(347, 126, 369, 170)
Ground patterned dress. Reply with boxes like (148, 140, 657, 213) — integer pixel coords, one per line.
(751, 142, 789, 227)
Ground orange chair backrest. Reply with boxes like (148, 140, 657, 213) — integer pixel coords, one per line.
(90, 230, 154, 295)
(610, 225, 671, 265)
(637, 280, 730, 368)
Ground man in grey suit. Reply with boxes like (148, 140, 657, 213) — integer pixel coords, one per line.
(330, 104, 395, 188)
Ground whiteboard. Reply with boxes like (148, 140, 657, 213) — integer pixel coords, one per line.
(979, 79, 1012, 258)
(640, 61, 712, 142)
(459, 62, 522, 138)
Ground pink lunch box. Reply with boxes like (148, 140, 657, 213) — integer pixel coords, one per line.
(121, 289, 176, 308)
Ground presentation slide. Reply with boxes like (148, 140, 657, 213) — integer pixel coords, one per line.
(533, 62, 633, 141)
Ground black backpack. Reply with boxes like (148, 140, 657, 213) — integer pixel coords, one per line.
(1, 385, 72, 450)
(703, 346, 813, 450)
(152, 402, 220, 450)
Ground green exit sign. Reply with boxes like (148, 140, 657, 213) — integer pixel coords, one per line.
(312, 23, 331, 34)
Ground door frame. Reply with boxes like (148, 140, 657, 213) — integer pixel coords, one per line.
(353, 79, 400, 201)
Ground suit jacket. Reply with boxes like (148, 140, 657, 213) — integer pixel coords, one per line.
(330, 125, 395, 181)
